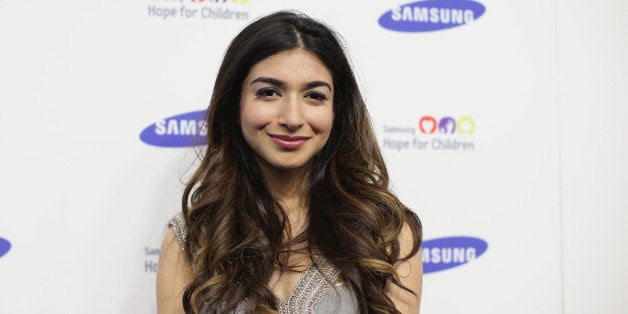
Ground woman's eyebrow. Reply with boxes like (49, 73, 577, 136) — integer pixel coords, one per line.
(304, 80, 332, 91)
(251, 76, 285, 88)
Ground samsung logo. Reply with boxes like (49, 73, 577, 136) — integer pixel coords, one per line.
(379, 0, 486, 32)
(140, 110, 207, 147)
(422, 236, 487, 273)
(0, 237, 11, 259)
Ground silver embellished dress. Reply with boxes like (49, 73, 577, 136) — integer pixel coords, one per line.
(168, 213, 359, 314)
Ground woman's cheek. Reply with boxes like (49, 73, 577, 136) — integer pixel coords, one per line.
(241, 103, 275, 130)
(308, 108, 334, 134)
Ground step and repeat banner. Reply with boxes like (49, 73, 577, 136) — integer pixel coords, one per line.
(1, 0, 563, 313)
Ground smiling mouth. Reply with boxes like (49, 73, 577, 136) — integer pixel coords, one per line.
(269, 134, 310, 149)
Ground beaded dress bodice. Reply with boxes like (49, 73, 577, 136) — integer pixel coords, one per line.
(168, 213, 358, 313)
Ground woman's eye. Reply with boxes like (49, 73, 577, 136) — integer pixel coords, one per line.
(256, 88, 280, 97)
(305, 91, 328, 101)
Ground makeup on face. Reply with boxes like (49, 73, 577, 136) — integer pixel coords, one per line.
(239, 49, 334, 171)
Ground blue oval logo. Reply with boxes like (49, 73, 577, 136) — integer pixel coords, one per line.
(379, 0, 486, 32)
(140, 110, 207, 147)
(0, 237, 11, 259)
(422, 236, 487, 273)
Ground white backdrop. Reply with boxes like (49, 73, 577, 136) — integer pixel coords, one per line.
(0, 0, 626, 313)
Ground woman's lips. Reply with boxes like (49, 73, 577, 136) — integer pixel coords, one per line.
(269, 134, 310, 149)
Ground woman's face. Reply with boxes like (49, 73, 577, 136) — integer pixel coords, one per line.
(239, 48, 334, 173)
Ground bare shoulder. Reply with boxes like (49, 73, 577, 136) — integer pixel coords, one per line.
(386, 221, 423, 314)
(156, 228, 192, 314)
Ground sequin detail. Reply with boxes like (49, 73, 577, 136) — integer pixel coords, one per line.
(168, 212, 187, 251)
(275, 255, 342, 313)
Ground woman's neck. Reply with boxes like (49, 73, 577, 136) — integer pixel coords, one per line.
(256, 161, 310, 235)
(258, 165, 307, 206)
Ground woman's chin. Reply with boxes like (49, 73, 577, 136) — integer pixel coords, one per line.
(269, 162, 307, 172)
(261, 158, 311, 174)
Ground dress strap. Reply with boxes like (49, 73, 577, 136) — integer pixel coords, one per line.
(168, 212, 188, 251)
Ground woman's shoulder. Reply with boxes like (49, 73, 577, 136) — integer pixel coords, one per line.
(157, 213, 192, 313)
(168, 212, 187, 251)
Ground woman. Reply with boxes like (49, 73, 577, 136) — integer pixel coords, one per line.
(157, 11, 423, 314)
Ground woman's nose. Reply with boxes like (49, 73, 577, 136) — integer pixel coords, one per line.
(277, 96, 305, 130)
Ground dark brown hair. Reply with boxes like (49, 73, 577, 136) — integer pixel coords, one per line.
(181, 10, 422, 313)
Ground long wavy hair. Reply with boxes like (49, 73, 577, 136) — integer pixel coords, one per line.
(181, 11, 422, 313)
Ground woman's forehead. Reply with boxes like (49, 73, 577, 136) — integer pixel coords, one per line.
(245, 49, 333, 85)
